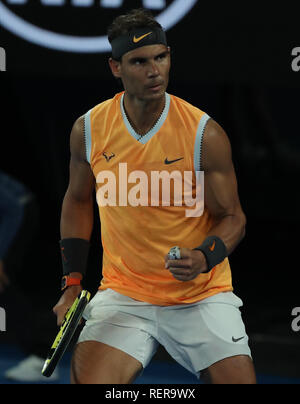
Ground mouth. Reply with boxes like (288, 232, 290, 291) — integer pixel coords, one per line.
(148, 83, 164, 92)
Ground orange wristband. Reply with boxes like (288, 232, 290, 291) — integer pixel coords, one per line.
(61, 276, 82, 291)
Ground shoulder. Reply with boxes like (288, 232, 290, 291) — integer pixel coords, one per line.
(202, 119, 232, 172)
(71, 94, 121, 162)
(72, 115, 84, 134)
(169, 94, 206, 119)
(205, 119, 229, 143)
(90, 93, 123, 119)
(70, 115, 86, 161)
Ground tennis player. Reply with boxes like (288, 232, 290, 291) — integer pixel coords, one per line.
(53, 9, 256, 384)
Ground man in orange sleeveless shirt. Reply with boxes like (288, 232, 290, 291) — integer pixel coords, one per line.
(53, 9, 256, 384)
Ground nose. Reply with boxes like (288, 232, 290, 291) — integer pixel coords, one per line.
(147, 60, 160, 77)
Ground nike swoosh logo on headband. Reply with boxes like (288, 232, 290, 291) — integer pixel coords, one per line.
(133, 32, 153, 43)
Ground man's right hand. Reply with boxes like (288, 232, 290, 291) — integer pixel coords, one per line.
(53, 285, 83, 326)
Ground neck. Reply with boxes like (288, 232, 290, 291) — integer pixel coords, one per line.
(123, 93, 166, 136)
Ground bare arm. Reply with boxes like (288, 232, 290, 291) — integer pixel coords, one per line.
(166, 119, 246, 281)
(201, 119, 246, 255)
(60, 116, 95, 242)
(54, 116, 95, 324)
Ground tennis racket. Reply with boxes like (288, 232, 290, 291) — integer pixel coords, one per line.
(42, 290, 91, 378)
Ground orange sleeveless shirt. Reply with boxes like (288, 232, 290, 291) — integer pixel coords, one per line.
(84, 92, 233, 305)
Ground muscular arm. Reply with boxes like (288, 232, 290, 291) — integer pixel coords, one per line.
(60, 116, 95, 275)
(54, 116, 95, 324)
(165, 119, 246, 281)
(202, 119, 246, 255)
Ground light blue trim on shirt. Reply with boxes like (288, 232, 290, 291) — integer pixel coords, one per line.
(84, 110, 92, 164)
(120, 93, 171, 144)
(194, 113, 210, 173)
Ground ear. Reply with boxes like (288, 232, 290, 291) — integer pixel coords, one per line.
(167, 46, 172, 59)
(109, 58, 122, 79)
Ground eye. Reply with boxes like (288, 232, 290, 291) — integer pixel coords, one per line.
(132, 58, 146, 65)
(156, 53, 167, 61)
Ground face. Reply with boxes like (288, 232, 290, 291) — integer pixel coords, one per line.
(109, 45, 171, 102)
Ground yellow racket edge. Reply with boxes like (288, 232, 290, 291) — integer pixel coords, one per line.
(42, 290, 91, 377)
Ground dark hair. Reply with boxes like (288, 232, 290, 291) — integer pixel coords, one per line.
(107, 8, 163, 44)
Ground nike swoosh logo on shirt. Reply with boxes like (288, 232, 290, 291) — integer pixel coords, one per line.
(165, 158, 184, 165)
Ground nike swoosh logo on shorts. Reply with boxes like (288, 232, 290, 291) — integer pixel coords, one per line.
(232, 336, 245, 343)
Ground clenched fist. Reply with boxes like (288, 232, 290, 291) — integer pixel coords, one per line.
(164, 248, 208, 282)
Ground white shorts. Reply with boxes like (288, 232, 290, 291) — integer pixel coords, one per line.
(77, 289, 252, 378)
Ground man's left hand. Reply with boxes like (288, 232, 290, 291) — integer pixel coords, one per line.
(164, 248, 208, 282)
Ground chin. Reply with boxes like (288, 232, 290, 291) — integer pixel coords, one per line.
(145, 88, 166, 100)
